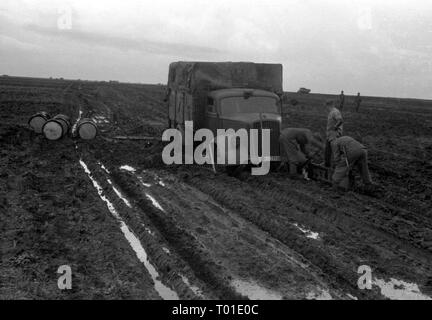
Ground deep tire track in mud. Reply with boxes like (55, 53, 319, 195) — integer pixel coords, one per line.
(251, 175, 432, 277)
(113, 167, 346, 299)
(76, 154, 208, 299)
(178, 168, 432, 298)
(368, 161, 432, 219)
(254, 175, 432, 258)
(105, 167, 247, 300)
(179, 170, 377, 299)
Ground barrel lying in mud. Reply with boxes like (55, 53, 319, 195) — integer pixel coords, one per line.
(28, 112, 50, 133)
(77, 118, 98, 140)
(42, 114, 71, 140)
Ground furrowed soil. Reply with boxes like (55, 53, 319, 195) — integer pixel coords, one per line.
(1, 77, 431, 300)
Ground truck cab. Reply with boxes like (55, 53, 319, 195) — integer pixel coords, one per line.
(206, 88, 282, 160)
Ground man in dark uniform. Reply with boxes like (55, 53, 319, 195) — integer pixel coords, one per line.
(332, 135, 374, 191)
(339, 90, 345, 110)
(354, 92, 362, 112)
(279, 128, 324, 178)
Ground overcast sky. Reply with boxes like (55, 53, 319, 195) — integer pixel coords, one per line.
(1, 0, 432, 98)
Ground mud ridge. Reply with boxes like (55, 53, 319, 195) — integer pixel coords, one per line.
(181, 172, 382, 299)
(109, 169, 247, 300)
(79, 156, 213, 299)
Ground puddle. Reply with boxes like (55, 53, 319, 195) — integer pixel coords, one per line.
(141, 169, 166, 187)
(180, 274, 204, 298)
(72, 109, 83, 134)
(107, 178, 132, 208)
(306, 289, 333, 300)
(79, 159, 179, 300)
(119, 221, 179, 300)
(373, 278, 431, 300)
(145, 193, 165, 212)
(99, 162, 110, 174)
(231, 279, 282, 300)
(293, 223, 320, 240)
(138, 176, 152, 188)
(80, 160, 121, 220)
(120, 165, 136, 172)
(119, 166, 157, 189)
(93, 115, 109, 124)
(143, 225, 156, 236)
(347, 294, 358, 300)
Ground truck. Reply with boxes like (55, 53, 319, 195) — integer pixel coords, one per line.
(166, 61, 284, 167)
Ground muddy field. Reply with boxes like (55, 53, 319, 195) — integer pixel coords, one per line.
(1, 76, 431, 300)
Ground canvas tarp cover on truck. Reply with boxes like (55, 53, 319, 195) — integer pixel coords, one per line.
(168, 62, 283, 94)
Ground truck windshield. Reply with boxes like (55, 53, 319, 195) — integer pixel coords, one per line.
(220, 96, 279, 115)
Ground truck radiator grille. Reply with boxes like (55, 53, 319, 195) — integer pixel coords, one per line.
(252, 120, 280, 157)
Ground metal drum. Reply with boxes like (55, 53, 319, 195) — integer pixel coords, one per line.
(77, 118, 98, 140)
(42, 114, 71, 140)
(28, 111, 50, 133)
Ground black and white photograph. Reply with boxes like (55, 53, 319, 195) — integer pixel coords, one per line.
(1, 0, 432, 306)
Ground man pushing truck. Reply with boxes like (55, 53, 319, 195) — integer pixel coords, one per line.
(331, 135, 378, 192)
(279, 128, 324, 178)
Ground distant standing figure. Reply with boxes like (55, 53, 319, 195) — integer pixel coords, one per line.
(279, 128, 324, 178)
(339, 90, 345, 110)
(331, 136, 374, 191)
(324, 100, 343, 167)
(354, 92, 362, 112)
